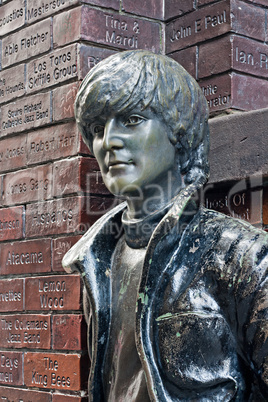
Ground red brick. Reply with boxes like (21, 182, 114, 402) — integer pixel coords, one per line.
(25, 274, 81, 311)
(0, 386, 50, 401)
(0, 92, 51, 138)
(231, 36, 268, 78)
(53, 394, 87, 402)
(0, 0, 25, 36)
(27, 123, 89, 165)
(2, 19, 51, 68)
(52, 157, 109, 197)
(0, 352, 23, 386)
(53, 81, 79, 121)
(199, 74, 231, 113)
(26, 44, 78, 94)
(0, 314, 51, 349)
(246, 0, 267, 6)
(0, 239, 51, 275)
(54, 6, 162, 53)
(25, 195, 116, 237)
(0, 206, 24, 241)
(52, 235, 81, 272)
(165, 0, 266, 53)
(78, 44, 116, 80)
(83, 0, 119, 9)
(2, 164, 52, 206)
(199, 35, 268, 79)
(122, 0, 194, 20)
(197, 0, 215, 5)
(169, 46, 197, 79)
(0, 135, 27, 173)
(0, 64, 25, 104)
(199, 35, 231, 78)
(27, 0, 80, 23)
(231, 73, 268, 111)
(24, 352, 83, 391)
(52, 314, 86, 350)
(0, 279, 23, 312)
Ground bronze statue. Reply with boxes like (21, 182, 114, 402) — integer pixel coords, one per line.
(62, 50, 268, 401)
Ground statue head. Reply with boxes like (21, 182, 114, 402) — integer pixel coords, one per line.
(75, 50, 209, 189)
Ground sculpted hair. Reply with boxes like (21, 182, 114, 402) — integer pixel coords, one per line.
(75, 50, 209, 185)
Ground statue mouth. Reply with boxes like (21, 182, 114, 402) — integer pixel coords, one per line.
(108, 160, 133, 169)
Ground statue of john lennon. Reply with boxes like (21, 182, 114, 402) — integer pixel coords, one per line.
(62, 50, 268, 401)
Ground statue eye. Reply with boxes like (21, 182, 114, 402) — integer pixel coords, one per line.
(125, 115, 145, 126)
(91, 124, 104, 136)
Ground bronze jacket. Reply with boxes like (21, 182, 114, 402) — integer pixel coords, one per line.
(63, 187, 268, 401)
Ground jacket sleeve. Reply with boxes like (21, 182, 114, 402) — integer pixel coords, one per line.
(236, 235, 268, 398)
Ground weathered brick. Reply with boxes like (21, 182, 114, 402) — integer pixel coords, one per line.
(0, 239, 51, 275)
(52, 235, 81, 272)
(264, 186, 268, 226)
(53, 394, 87, 402)
(0, 352, 23, 386)
(27, 0, 80, 24)
(52, 314, 86, 350)
(209, 107, 268, 183)
(25, 274, 81, 311)
(83, 0, 119, 9)
(246, 0, 267, 6)
(25, 196, 116, 237)
(0, 0, 25, 36)
(231, 73, 268, 111)
(2, 164, 52, 206)
(166, 0, 266, 53)
(0, 279, 23, 312)
(0, 314, 51, 349)
(0, 206, 24, 241)
(2, 19, 51, 68)
(122, 0, 194, 20)
(0, 64, 25, 104)
(0, 92, 51, 138)
(27, 44, 78, 94)
(204, 183, 262, 226)
(53, 6, 162, 53)
(27, 123, 90, 165)
(169, 46, 197, 79)
(24, 352, 83, 391)
(52, 157, 109, 197)
(199, 35, 268, 79)
(0, 386, 50, 401)
(0, 135, 27, 173)
(197, 0, 216, 5)
(53, 81, 79, 121)
(199, 74, 232, 113)
(78, 44, 116, 80)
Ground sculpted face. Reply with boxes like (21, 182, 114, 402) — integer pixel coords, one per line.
(91, 107, 178, 200)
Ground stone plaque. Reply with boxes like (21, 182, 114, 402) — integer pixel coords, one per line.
(0, 135, 27, 173)
(0, 206, 24, 241)
(2, 19, 51, 68)
(0, 352, 23, 386)
(2, 164, 52, 205)
(0, 65, 25, 104)
(0, 279, 23, 312)
(24, 352, 82, 390)
(0, 386, 50, 402)
(0, 314, 51, 349)
(25, 274, 81, 311)
(0, 92, 51, 138)
(0, 0, 25, 36)
(0, 239, 51, 275)
(27, 44, 78, 93)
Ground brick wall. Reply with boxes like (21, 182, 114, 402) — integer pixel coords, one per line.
(0, 0, 267, 399)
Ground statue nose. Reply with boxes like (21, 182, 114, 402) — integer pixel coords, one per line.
(102, 118, 124, 150)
